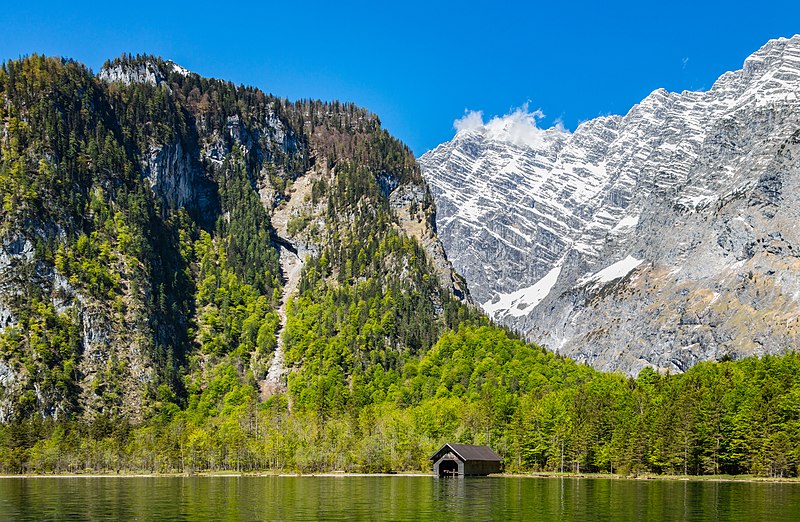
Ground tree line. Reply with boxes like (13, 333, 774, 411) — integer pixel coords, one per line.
(1, 325, 797, 478)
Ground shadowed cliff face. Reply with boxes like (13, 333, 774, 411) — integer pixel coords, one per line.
(421, 35, 800, 375)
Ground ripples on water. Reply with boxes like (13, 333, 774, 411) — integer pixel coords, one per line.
(1, 475, 798, 521)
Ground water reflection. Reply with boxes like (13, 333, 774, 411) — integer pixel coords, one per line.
(0, 475, 798, 521)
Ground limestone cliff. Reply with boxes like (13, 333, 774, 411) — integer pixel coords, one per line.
(420, 35, 800, 374)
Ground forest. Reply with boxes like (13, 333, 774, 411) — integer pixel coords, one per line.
(1, 326, 798, 478)
(0, 54, 797, 479)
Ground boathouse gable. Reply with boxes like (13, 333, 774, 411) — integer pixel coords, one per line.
(430, 443, 502, 476)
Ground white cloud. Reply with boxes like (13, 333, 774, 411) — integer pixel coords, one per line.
(453, 109, 485, 132)
(453, 103, 566, 148)
(484, 104, 546, 148)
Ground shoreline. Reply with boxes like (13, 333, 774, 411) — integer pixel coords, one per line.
(0, 471, 798, 483)
(499, 472, 800, 484)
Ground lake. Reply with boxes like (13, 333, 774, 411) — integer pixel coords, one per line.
(1, 475, 798, 520)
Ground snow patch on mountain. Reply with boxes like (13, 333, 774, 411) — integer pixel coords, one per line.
(168, 61, 192, 77)
(483, 264, 562, 319)
(577, 255, 643, 288)
(611, 214, 639, 234)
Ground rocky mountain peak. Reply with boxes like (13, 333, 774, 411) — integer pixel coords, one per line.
(742, 34, 800, 72)
(420, 35, 800, 375)
(98, 56, 193, 87)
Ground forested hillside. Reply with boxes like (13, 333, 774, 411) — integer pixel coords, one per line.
(0, 55, 797, 478)
(1, 324, 798, 478)
(0, 53, 468, 421)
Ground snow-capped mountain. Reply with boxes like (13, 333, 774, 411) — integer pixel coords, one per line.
(420, 35, 800, 374)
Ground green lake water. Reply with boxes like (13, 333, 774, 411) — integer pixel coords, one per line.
(0, 475, 798, 521)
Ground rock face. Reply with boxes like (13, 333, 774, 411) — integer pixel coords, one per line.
(143, 141, 217, 219)
(420, 35, 800, 374)
(98, 59, 187, 87)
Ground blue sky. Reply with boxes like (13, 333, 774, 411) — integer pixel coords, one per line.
(1, 1, 799, 155)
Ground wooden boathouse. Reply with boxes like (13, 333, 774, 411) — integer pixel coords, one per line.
(431, 443, 502, 476)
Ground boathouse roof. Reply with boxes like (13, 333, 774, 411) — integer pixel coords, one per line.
(430, 443, 502, 462)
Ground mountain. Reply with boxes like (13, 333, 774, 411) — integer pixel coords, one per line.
(0, 54, 471, 422)
(420, 35, 800, 375)
(2, 53, 800, 480)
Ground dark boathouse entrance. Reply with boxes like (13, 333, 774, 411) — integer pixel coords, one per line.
(431, 443, 502, 477)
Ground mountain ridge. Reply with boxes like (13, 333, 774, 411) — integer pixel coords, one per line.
(420, 34, 800, 374)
